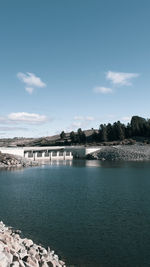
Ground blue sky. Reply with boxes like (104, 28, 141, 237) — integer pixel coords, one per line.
(0, 0, 150, 138)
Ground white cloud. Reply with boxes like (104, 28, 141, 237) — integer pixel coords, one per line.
(17, 72, 46, 94)
(8, 112, 47, 124)
(67, 116, 95, 132)
(25, 87, 34, 94)
(106, 71, 139, 86)
(0, 126, 28, 131)
(74, 116, 84, 120)
(93, 86, 113, 94)
(17, 72, 46, 88)
(0, 116, 6, 123)
(72, 121, 82, 127)
(86, 116, 94, 121)
(74, 116, 95, 121)
(121, 116, 131, 122)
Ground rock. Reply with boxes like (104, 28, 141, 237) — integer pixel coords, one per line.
(94, 144, 150, 161)
(39, 248, 47, 256)
(19, 260, 26, 267)
(0, 153, 39, 168)
(59, 261, 65, 266)
(0, 251, 6, 261)
(40, 262, 49, 267)
(0, 256, 9, 267)
(12, 241, 22, 252)
(28, 247, 37, 257)
(19, 247, 28, 259)
(35, 253, 40, 261)
(47, 262, 53, 267)
(13, 253, 19, 262)
(11, 261, 20, 267)
(13, 230, 21, 235)
(0, 242, 4, 252)
(4, 251, 13, 263)
(0, 222, 66, 267)
(53, 254, 58, 261)
(22, 255, 28, 262)
(26, 256, 39, 267)
(23, 239, 33, 248)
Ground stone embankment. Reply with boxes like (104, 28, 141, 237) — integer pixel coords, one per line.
(91, 144, 150, 161)
(0, 153, 38, 168)
(0, 221, 66, 267)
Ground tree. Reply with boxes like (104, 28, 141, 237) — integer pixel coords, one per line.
(99, 124, 107, 142)
(70, 131, 76, 143)
(106, 123, 114, 141)
(60, 131, 66, 139)
(125, 123, 132, 138)
(91, 131, 98, 142)
(59, 115, 150, 145)
(113, 121, 125, 141)
(77, 128, 86, 144)
(131, 116, 146, 136)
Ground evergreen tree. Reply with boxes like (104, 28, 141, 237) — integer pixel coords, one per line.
(60, 131, 66, 139)
(113, 121, 125, 140)
(99, 124, 107, 142)
(70, 131, 76, 143)
(131, 116, 146, 136)
(125, 123, 132, 138)
(59, 115, 150, 145)
(91, 131, 98, 142)
(106, 123, 114, 141)
(116, 121, 125, 140)
(77, 128, 86, 143)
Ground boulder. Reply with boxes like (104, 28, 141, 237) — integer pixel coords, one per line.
(11, 261, 20, 267)
(0, 222, 66, 267)
(26, 256, 39, 267)
(23, 239, 33, 248)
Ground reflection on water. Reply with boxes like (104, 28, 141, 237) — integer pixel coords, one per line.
(44, 159, 102, 168)
(0, 166, 25, 172)
(49, 160, 73, 166)
(86, 160, 101, 167)
(1, 159, 150, 173)
(36, 159, 73, 167)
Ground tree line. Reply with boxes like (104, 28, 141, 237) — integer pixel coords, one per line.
(60, 116, 150, 144)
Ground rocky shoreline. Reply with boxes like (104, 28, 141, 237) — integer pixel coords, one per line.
(0, 153, 39, 168)
(91, 144, 150, 161)
(0, 221, 66, 267)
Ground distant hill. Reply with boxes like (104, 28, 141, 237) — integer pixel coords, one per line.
(0, 129, 98, 147)
(1, 115, 150, 147)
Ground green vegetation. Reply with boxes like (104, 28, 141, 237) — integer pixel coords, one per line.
(59, 116, 150, 145)
(60, 131, 66, 139)
(9, 115, 150, 147)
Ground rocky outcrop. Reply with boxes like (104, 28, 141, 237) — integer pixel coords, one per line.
(90, 145, 150, 161)
(0, 153, 38, 168)
(0, 221, 66, 267)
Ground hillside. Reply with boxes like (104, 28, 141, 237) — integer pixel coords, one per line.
(1, 116, 150, 147)
(0, 129, 98, 147)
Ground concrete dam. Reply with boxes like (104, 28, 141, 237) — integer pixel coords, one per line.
(0, 146, 101, 160)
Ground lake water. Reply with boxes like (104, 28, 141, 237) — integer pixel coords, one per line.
(0, 160, 150, 267)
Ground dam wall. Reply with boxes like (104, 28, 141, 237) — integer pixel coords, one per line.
(0, 146, 101, 160)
